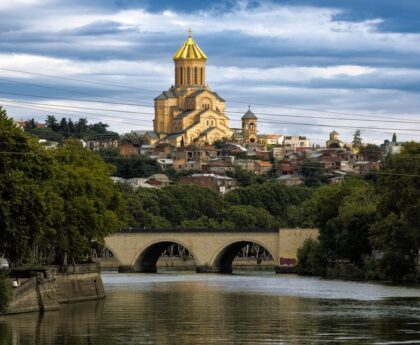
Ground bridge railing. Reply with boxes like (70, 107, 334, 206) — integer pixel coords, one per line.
(116, 228, 279, 233)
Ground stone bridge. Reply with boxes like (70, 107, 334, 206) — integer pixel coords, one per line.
(104, 228, 319, 273)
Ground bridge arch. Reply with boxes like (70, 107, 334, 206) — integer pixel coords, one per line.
(211, 240, 276, 273)
(133, 239, 197, 273)
(91, 242, 122, 270)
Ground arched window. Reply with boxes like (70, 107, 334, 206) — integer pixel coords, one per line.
(194, 67, 198, 84)
(187, 67, 191, 84)
(180, 67, 183, 85)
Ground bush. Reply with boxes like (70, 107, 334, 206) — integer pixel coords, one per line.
(296, 238, 326, 275)
(0, 275, 11, 312)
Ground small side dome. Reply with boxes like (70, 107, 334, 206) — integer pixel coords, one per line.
(242, 106, 257, 120)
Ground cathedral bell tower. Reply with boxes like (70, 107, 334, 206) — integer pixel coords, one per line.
(242, 106, 258, 143)
(173, 29, 207, 88)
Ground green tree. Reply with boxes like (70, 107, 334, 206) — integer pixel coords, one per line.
(368, 142, 420, 281)
(0, 107, 58, 264)
(226, 167, 265, 186)
(360, 144, 382, 161)
(120, 132, 144, 146)
(99, 150, 162, 179)
(302, 179, 377, 267)
(0, 107, 127, 265)
(299, 159, 328, 187)
(0, 274, 11, 312)
(75, 118, 88, 133)
(59, 117, 69, 135)
(28, 127, 64, 142)
(392, 132, 397, 144)
(89, 122, 108, 133)
(352, 129, 362, 151)
(296, 238, 325, 275)
(47, 141, 128, 263)
(225, 182, 311, 226)
(223, 205, 278, 229)
(370, 213, 417, 281)
(45, 115, 59, 131)
(24, 118, 37, 131)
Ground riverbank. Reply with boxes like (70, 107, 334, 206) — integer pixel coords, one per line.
(1, 263, 105, 315)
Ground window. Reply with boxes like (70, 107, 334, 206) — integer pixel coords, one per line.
(194, 67, 198, 84)
(200, 67, 203, 84)
(180, 67, 183, 84)
(187, 67, 191, 84)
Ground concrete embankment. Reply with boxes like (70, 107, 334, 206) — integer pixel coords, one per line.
(2, 263, 105, 315)
(95, 256, 278, 271)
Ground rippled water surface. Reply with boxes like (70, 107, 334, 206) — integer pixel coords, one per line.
(1, 272, 420, 344)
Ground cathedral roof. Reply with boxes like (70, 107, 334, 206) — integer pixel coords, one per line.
(242, 107, 257, 120)
(173, 34, 207, 61)
(174, 109, 197, 120)
(154, 90, 177, 100)
(187, 89, 225, 102)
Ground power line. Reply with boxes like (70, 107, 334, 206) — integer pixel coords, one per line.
(228, 99, 420, 122)
(2, 66, 419, 122)
(0, 67, 160, 93)
(0, 77, 155, 106)
(0, 91, 153, 107)
(3, 75, 417, 123)
(1, 102, 152, 128)
(3, 100, 420, 138)
(0, 98, 153, 116)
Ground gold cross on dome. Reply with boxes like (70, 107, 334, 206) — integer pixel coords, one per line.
(188, 27, 192, 37)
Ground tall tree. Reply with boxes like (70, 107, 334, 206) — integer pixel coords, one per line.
(45, 115, 59, 131)
(75, 118, 88, 133)
(24, 118, 37, 131)
(59, 117, 69, 135)
(352, 129, 362, 151)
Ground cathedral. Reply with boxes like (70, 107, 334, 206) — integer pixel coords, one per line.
(152, 32, 236, 146)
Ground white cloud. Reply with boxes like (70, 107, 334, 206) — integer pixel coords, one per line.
(1, 1, 420, 142)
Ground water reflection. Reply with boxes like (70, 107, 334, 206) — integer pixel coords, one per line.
(0, 273, 419, 344)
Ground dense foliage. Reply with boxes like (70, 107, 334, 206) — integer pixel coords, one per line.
(297, 143, 420, 282)
(98, 148, 162, 179)
(0, 274, 11, 312)
(0, 107, 127, 266)
(26, 116, 119, 142)
(119, 182, 311, 230)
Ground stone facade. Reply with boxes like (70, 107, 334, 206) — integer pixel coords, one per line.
(153, 33, 233, 146)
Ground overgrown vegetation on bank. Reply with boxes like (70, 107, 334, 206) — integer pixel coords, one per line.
(0, 107, 127, 267)
(0, 275, 11, 312)
(297, 142, 420, 282)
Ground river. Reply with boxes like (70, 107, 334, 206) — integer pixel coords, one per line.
(1, 272, 420, 344)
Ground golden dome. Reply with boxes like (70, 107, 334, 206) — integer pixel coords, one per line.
(173, 33, 207, 61)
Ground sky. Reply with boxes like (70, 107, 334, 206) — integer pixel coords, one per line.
(1, 0, 420, 145)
